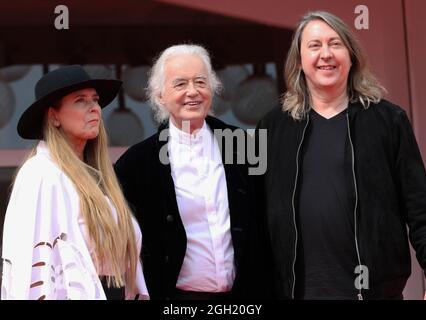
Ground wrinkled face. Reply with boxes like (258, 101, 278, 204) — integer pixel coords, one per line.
(49, 88, 101, 146)
(158, 54, 212, 131)
(300, 19, 352, 94)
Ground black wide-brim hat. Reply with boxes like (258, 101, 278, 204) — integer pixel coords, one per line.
(17, 64, 122, 140)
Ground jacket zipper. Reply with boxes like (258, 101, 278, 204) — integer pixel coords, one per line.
(346, 112, 364, 300)
(291, 115, 310, 299)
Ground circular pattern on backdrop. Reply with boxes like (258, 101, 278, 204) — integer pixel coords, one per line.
(122, 65, 150, 102)
(82, 65, 114, 79)
(106, 109, 144, 146)
(0, 65, 32, 82)
(0, 83, 16, 129)
(231, 75, 279, 125)
(217, 65, 249, 101)
(211, 95, 231, 116)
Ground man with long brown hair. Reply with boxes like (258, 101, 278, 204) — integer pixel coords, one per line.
(257, 11, 426, 300)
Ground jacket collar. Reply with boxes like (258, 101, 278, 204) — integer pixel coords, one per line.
(158, 115, 228, 132)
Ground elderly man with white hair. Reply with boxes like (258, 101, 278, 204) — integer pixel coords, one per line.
(115, 44, 271, 300)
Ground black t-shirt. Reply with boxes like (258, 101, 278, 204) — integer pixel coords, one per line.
(295, 108, 358, 300)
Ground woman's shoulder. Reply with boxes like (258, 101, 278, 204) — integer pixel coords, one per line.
(20, 152, 58, 177)
(16, 152, 73, 191)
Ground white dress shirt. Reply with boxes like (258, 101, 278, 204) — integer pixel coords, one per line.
(168, 120, 235, 292)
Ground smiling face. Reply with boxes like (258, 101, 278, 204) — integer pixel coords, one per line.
(49, 88, 101, 149)
(300, 19, 352, 96)
(158, 53, 213, 132)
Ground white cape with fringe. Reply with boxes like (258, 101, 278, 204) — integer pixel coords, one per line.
(1, 141, 149, 300)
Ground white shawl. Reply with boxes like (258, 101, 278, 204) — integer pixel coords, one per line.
(1, 142, 149, 300)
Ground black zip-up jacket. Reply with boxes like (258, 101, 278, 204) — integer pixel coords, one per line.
(257, 99, 426, 299)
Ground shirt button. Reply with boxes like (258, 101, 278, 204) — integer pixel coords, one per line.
(166, 215, 174, 223)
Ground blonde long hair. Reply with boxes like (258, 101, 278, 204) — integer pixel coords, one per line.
(282, 11, 386, 120)
(40, 115, 139, 292)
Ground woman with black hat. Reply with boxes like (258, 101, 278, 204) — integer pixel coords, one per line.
(1, 65, 149, 300)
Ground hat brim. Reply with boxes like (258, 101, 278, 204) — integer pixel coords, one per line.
(17, 79, 122, 140)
